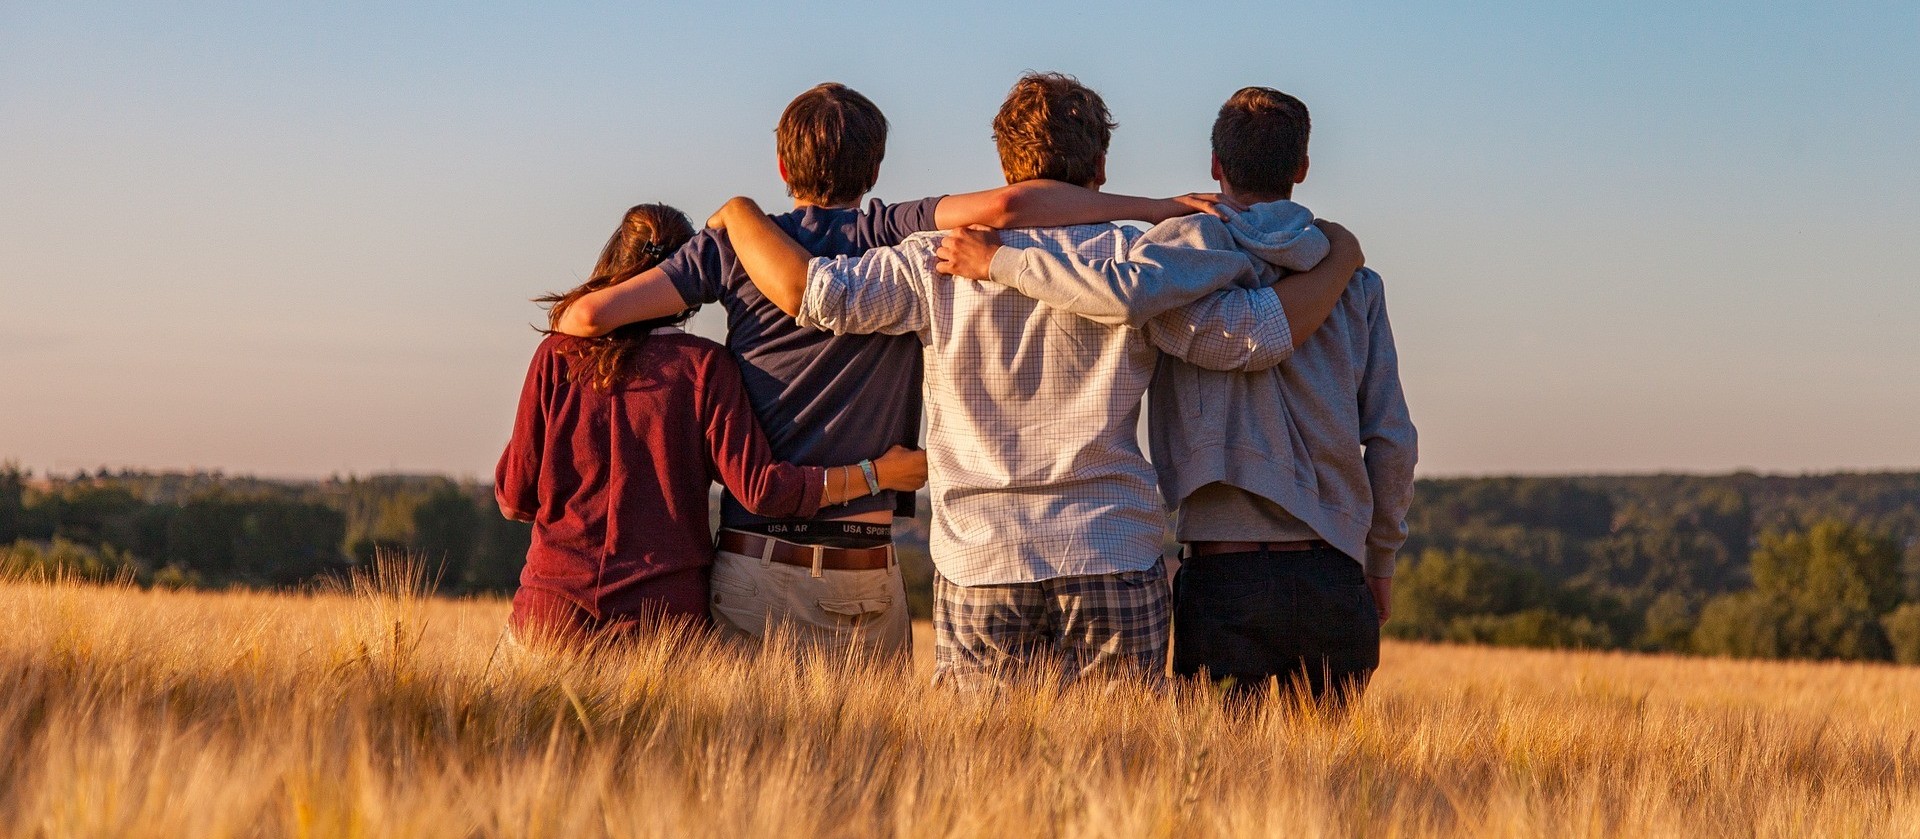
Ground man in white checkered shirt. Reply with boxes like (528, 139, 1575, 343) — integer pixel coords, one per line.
(710, 72, 1365, 688)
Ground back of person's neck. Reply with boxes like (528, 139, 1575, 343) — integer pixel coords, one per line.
(1004, 177, 1100, 192)
(793, 198, 861, 211)
(1223, 187, 1291, 206)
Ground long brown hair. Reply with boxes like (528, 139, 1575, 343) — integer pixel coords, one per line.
(538, 203, 697, 392)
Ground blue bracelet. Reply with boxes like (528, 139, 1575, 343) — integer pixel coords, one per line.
(858, 459, 880, 496)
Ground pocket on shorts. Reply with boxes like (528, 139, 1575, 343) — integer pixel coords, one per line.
(810, 565, 903, 626)
(818, 597, 894, 622)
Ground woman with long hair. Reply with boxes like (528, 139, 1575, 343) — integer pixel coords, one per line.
(495, 203, 926, 644)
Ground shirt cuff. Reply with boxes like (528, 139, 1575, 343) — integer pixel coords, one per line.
(986, 244, 1028, 292)
(1364, 547, 1396, 578)
(798, 466, 828, 516)
(797, 257, 841, 332)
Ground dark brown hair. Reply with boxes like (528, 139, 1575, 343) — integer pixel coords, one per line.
(1211, 86, 1311, 198)
(991, 72, 1115, 187)
(538, 203, 696, 392)
(776, 83, 888, 206)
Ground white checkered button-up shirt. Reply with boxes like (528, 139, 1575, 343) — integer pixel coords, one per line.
(800, 223, 1287, 586)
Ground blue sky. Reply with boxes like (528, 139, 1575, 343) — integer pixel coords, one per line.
(3, 1, 1916, 478)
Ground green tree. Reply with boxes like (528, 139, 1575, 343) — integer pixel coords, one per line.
(1694, 520, 1900, 661)
(1636, 592, 1696, 652)
(232, 501, 347, 584)
(411, 486, 479, 585)
(2, 538, 134, 582)
(1752, 520, 1902, 615)
(1905, 540, 1920, 603)
(49, 484, 145, 551)
(166, 500, 241, 577)
(1883, 604, 1920, 665)
(1448, 609, 1613, 649)
(0, 463, 25, 542)
(1392, 549, 1536, 634)
(463, 514, 531, 593)
(1691, 590, 1794, 658)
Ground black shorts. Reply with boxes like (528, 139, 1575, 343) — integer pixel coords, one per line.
(1172, 545, 1380, 703)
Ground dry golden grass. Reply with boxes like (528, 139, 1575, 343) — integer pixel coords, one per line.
(4, 565, 1919, 838)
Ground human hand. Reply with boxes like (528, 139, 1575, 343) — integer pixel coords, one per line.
(1315, 219, 1366, 275)
(933, 225, 1003, 281)
(1367, 574, 1392, 626)
(874, 445, 928, 492)
(1159, 192, 1244, 221)
(706, 196, 760, 231)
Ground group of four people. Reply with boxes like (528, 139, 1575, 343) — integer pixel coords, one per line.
(495, 73, 1417, 702)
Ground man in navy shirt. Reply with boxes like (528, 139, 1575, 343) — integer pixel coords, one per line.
(555, 82, 1221, 662)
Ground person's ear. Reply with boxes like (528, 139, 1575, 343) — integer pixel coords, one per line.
(1210, 154, 1224, 185)
(778, 157, 789, 184)
(1092, 155, 1107, 190)
(1294, 155, 1309, 186)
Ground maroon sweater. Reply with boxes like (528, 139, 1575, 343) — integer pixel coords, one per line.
(495, 331, 826, 616)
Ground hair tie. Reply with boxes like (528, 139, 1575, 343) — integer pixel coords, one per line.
(640, 241, 667, 261)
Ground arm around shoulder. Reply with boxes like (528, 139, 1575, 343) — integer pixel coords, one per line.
(710, 197, 813, 317)
(985, 217, 1256, 327)
(934, 180, 1223, 230)
(1269, 220, 1366, 349)
(796, 238, 935, 337)
(552, 266, 689, 337)
(1145, 284, 1294, 372)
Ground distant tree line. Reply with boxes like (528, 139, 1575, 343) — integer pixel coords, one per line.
(6, 464, 1919, 665)
(0, 464, 529, 593)
(1393, 474, 1920, 664)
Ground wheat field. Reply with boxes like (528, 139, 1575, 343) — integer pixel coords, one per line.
(3, 566, 1918, 839)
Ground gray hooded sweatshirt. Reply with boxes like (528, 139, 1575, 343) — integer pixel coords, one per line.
(984, 200, 1418, 577)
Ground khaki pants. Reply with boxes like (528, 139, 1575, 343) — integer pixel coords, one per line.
(709, 530, 912, 664)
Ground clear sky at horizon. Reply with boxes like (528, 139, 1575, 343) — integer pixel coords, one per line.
(3, 1, 1917, 481)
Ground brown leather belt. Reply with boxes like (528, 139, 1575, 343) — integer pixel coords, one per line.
(1189, 540, 1328, 557)
(717, 530, 894, 571)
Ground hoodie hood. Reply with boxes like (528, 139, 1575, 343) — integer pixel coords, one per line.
(1217, 199, 1327, 287)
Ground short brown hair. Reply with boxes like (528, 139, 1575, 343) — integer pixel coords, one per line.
(1211, 87, 1311, 198)
(991, 72, 1115, 186)
(776, 83, 888, 206)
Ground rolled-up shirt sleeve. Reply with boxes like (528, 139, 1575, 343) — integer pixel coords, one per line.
(797, 237, 934, 337)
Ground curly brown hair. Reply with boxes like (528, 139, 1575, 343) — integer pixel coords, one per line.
(537, 203, 697, 392)
(991, 72, 1115, 187)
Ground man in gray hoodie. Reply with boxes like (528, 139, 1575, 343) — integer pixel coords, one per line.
(936, 86, 1417, 704)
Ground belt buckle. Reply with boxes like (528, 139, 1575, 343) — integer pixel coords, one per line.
(810, 544, 825, 578)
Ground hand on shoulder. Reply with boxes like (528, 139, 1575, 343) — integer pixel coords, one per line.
(706, 196, 763, 231)
(934, 225, 1003, 281)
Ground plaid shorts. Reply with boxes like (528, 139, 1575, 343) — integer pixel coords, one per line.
(933, 558, 1170, 690)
